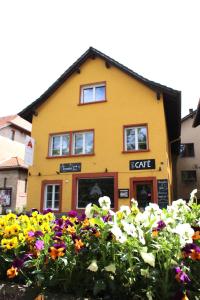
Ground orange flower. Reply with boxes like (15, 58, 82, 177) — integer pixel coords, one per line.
(94, 231, 101, 238)
(49, 246, 65, 260)
(74, 239, 84, 252)
(82, 219, 90, 228)
(193, 230, 200, 240)
(152, 229, 158, 237)
(67, 225, 76, 235)
(7, 266, 18, 279)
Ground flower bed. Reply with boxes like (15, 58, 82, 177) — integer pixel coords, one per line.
(0, 191, 200, 300)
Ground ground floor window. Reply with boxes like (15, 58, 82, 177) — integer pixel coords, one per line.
(42, 181, 62, 211)
(73, 173, 118, 210)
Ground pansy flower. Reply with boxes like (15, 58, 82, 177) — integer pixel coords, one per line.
(7, 266, 18, 279)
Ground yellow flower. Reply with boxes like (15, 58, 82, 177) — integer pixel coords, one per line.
(32, 211, 39, 218)
(18, 233, 26, 243)
(6, 237, 18, 250)
(116, 211, 123, 220)
(1, 238, 8, 248)
(7, 266, 18, 278)
(5, 213, 17, 222)
(67, 225, 76, 235)
(4, 226, 13, 238)
(10, 224, 21, 236)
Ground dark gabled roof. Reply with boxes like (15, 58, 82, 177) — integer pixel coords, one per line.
(193, 100, 200, 127)
(181, 110, 196, 122)
(19, 47, 181, 148)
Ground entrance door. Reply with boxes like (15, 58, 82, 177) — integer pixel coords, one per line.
(134, 182, 152, 208)
(130, 177, 157, 209)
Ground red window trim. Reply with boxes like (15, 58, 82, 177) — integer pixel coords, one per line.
(79, 81, 107, 105)
(123, 123, 150, 153)
(129, 177, 158, 205)
(47, 129, 95, 158)
(40, 180, 63, 213)
(72, 172, 118, 212)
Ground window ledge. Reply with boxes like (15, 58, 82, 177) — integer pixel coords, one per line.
(122, 149, 150, 154)
(46, 153, 95, 159)
(78, 100, 107, 106)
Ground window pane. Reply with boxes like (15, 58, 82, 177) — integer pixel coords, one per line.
(52, 136, 61, 156)
(180, 143, 194, 157)
(95, 86, 105, 101)
(74, 133, 83, 154)
(46, 201, 52, 208)
(181, 171, 197, 182)
(85, 132, 94, 154)
(54, 201, 59, 209)
(138, 127, 147, 150)
(62, 135, 70, 155)
(77, 178, 114, 208)
(83, 88, 93, 103)
(47, 185, 53, 194)
(126, 128, 135, 150)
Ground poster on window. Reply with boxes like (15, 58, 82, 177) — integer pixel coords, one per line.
(24, 136, 35, 166)
(0, 188, 12, 206)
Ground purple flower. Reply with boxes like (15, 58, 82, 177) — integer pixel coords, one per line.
(175, 266, 190, 284)
(43, 208, 52, 214)
(28, 231, 35, 237)
(157, 220, 166, 231)
(34, 231, 43, 237)
(68, 210, 78, 218)
(13, 258, 24, 269)
(35, 240, 44, 251)
(53, 242, 66, 250)
(78, 213, 86, 222)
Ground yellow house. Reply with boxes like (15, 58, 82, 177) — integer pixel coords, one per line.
(20, 47, 181, 212)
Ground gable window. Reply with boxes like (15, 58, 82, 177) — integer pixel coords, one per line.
(50, 134, 70, 156)
(180, 143, 195, 157)
(49, 130, 94, 157)
(80, 83, 106, 104)
(43, 182, 62, 211)
(73, 131, 94, 155)
(124, 125, 148, 151)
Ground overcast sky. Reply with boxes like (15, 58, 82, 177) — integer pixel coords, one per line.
(0, 0, 199, 118)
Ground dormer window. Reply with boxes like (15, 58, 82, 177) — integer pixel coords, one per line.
(80, 83, 106, 104)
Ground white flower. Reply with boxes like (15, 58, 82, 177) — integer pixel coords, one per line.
(98, 196, 111, 210)
(131, 198, 138, 207)
(190, 189, 197, 198)
(140, 252, 155, 267)
(85, 203, 94, 218)
(111, 225, 127, 243)
(121, 220, 137, 238)
(119, 205, 131, 215)
(104, 263, 116, 274)
(87, 260, 98, 272)
(172, 199, 187, 207)
(137, 227, 146, 245)
(173, 223, 194, 247)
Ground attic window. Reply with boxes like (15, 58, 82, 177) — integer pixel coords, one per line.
(80, 83, 106, 104)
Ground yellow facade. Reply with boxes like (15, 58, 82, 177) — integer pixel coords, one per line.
(26, 54, 177, 212)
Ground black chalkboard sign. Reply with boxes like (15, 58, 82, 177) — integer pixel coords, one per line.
(157, 179, 168, 208)
(60, 163, 81, 173)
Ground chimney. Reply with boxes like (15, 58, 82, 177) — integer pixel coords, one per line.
(189, 108, 193, 114)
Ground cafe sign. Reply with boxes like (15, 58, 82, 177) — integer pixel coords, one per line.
(60, 163, 81, 173)
(129, 159, 155, 170)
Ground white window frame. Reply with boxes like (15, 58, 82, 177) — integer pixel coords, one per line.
(44, 184, 60, 210)
(81, 83, 106, 104)
(124, 126, 148, 151)
(50, 134, 70, 156)
(72, 131, 94, 155)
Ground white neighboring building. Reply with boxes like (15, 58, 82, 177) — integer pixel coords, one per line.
(176, 109, 200, 200)
(0, 115, 32, 212)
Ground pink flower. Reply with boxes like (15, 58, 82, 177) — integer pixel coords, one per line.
(35, 240, 44, 251)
